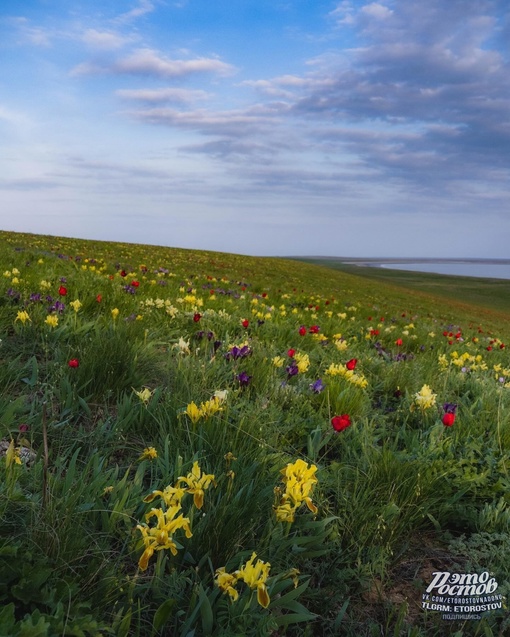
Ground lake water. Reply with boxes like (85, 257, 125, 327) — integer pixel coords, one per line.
(378, 262, 510, 280)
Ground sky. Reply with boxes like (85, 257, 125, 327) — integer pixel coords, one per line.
(1, 0, 509, 258)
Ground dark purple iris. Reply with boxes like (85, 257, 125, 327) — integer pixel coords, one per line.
(7, 288, 21, 301)
(48, 300, 65, 313)
(443, 403, 457, 414)
(195, 331, 215, 341)
(286, 361, 299, 377)
(225, 345, 252, 361)
(236, 371, 252, 387)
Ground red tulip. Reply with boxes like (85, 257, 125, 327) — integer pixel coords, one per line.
(96, 294, 102, 303)
(442, 413, 455, 427)
(58, 286, 67, 296)
(299, 326, 307, 336)
(68, 359, 79, 368)
(395, 338, 403, 346)
(345, 358, 357, 371)
(287, 348, 296, 358)
(193, 313, 201, 322)
(242, 319, 249, 328)
(331, 414, 351, 432)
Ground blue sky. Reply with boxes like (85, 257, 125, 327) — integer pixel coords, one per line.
(1, 0, 509, 257)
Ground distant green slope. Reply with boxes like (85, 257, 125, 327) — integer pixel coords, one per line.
(293, 257, 510, 318)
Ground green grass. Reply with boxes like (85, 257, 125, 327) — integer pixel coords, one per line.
(1, 230, 509, 637)
(295, 257, 510, 318)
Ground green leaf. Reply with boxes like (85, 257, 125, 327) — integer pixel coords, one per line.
(269, 580, 310, 608)
(0, 603, 16, 635)
(333, 599, 349, 631)
(198, 585, 214, 635)
(17, 610, 50, 637)
(274, 611, 317, 628)
(153, 599, 176, 634)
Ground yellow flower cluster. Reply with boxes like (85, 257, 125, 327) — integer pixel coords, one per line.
(450, 351, 487, 371)
(137, 461, 215, 570)
(493, 364, 510, 388)
(294, 352, 310, 373)
(411, 384, 436, 411)
(325, 363, 368, 389)
(45, 315, 59, 328)
(272, 356, 285, 368)
(185, 391, 227, 423)
(274, 459, 318, 523)
(215, 552, 271, 608)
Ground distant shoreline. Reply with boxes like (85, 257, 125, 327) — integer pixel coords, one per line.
(294, 257, 510, 266)
(289, 257, 510, 280)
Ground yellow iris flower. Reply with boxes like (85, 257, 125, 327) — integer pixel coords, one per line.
(136, 505, 192, 571)
(143, 484, 187, 507)
(177, 461, 215, 509)
(15, 310, 31, 324)
(215, 569, 239, 602)
(275, 459, 319, 522)
(216, 552, 271, 608)
(44, 315, 59, 328)
(235, 553, 271, 608)
(412, 384, 437, 411)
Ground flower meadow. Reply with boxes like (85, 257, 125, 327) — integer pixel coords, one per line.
(1, 230, 510, 637)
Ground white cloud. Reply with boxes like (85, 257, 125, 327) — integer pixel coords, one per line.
(115, 0, 155, 23)
(71, 48, 235, 78)
(361, 3, 393, 20)
(116, 87, 210, 103)
(82, 29, 134, 50)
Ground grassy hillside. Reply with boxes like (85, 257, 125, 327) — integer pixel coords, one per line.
(1, 230, 509, 637)
(295, 257, 510, 317)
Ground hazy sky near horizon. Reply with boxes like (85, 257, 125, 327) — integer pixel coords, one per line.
(1, 0, 509, 257)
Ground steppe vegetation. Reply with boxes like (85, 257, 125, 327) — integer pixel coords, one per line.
(1, 230, 509, 636)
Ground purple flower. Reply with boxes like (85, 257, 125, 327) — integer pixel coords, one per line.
(286, 361, 299, 377)
(236, 371, 252, 387)
(7, 288, 21, 301)
(443, 403, 457, 414)
(225, 345, 252, 361)
(310, 378, 324, 393)
(48, 300, 65, 313)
